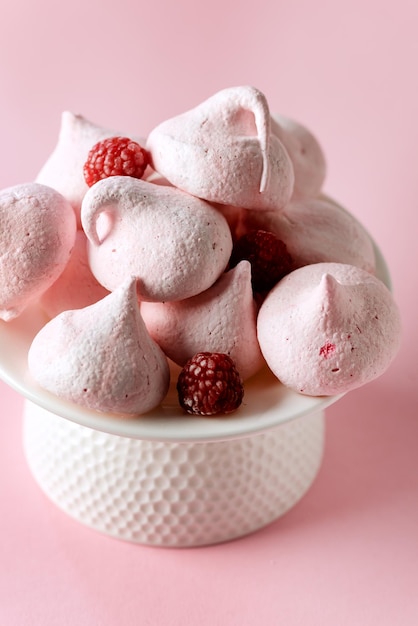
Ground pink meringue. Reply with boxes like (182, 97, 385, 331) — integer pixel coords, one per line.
(81, 176, 233, 302)
(257, 263, 401, 396)
(140, 261, 264, 381)
(40, 230, 109, 319)
(146, 86, 294, 211)
(271, 114, 326, 199)
(0, 182, 76, 321)
(238, 197, 376, 273)
(36, 111, 145, 226)
(28, 278, 170, 415)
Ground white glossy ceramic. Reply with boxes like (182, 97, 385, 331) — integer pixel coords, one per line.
(0, 215, 390, 546)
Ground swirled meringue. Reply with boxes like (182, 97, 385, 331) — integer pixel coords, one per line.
(146, 86, 294, 211)
(257, 263, 401, 396)
(81, 176, 232, 302)
(28, 277, 170, 415)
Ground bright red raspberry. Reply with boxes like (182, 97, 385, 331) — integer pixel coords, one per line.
(83, 136, 150, 187)
(229, 229, 293, 293)
(177, 352, 244, 416)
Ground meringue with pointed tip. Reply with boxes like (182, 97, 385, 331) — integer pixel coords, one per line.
(146, 86, 294, 211)
(0, 182, 76, 321)
(28, 277, 170, 415)
(238, 197, 376, 273)
(271, 114, 326, 199)
(36, 111, 145, 226)
(140, 261, 264, 381)
(40, 230, 110, 319)
(257, 263, 401, 396)
(81, 176, 233, 302)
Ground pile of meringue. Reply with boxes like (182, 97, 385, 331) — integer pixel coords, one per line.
(0, 86, 402, 416)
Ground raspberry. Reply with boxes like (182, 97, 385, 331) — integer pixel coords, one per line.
(83, 136, 150, 187)
(177, 352, 244, 416)
(229, 229, 293, 293)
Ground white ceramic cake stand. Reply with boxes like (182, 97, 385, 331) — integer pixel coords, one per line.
(0, 236, 390, 547)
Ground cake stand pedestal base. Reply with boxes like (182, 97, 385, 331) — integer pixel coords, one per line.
(23, 401, 325, 547)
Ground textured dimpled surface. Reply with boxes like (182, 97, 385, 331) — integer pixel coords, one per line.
(23, 402, 325, 547)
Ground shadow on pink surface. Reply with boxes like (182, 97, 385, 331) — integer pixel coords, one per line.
(247, 378, 418, 541)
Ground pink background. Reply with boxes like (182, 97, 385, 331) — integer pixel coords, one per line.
(1, 0, 417, 624)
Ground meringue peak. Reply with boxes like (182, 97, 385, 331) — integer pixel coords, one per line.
(318, 272, 350, 309)
(146, 86, 294, 211)
(257, 262, 401, 396)
(28, 277, 170, 415)
(140, 260, 265, 381)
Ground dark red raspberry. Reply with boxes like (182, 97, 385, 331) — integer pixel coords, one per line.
(83, 136, 150, 187)
(177, 352, 244, 416)
(229, 229, 293, 293)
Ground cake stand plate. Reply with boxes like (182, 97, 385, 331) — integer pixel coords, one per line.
(0, 228, 390, 546)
